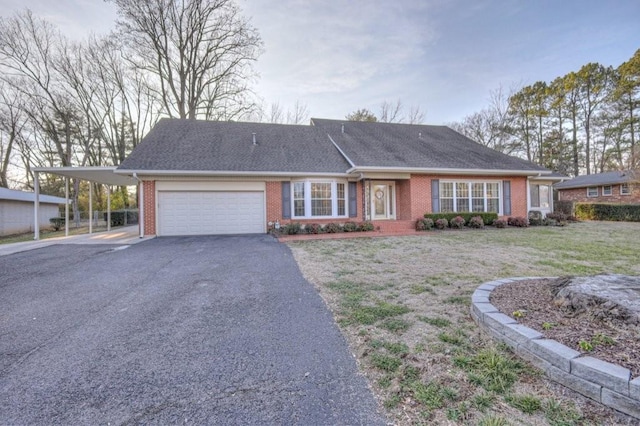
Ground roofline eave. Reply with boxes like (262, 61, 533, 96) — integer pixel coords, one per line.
(114, 169, 353, 178)
(346, 166, 551, 177)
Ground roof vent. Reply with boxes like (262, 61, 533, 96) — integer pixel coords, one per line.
(341, 123, 344, 134)
(252, 132, 257, 145)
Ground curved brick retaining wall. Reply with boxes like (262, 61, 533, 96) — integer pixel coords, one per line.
(471, 277, 640, 420)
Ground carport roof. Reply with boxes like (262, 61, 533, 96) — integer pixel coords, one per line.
(33, 167, 137, 186)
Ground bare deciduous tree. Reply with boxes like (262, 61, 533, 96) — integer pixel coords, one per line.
(109, 0, 263, 120)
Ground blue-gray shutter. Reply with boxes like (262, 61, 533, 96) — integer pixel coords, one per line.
(503, 181, 511, 216)
(282, 182, 291, 219)
(431, 179, 440, 213)
(348, 182, 357, 218)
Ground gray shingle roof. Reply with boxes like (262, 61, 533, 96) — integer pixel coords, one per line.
(118, 117, 551, 175)
(311, 119, 548, 172)
(555, 170, 637, 189)
(118, 118, 351, 174)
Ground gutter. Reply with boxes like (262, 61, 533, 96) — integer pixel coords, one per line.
(114, 169, 352, 178)
(345, 166, 552, 177)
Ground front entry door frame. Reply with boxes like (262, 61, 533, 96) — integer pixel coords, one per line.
(371, 181, 396, 220)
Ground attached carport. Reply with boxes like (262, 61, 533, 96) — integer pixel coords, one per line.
(32, 167, 139, 240)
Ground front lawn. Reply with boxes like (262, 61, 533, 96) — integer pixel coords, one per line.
(288, 221, 640, 425)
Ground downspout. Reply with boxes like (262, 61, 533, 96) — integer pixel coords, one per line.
(133, 173, 144, 238)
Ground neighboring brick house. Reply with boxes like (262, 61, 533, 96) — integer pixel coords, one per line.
(555, 170, 640, 204)
(115, 118, 559, 236)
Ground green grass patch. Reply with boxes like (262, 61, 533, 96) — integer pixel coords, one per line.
(380, 318, 411, 333)
(437, 330, 466, 346)
(369, 353, 402, 372)
(417, 316, 451, 328)
(477, 415, 510, 426)
(384, 394, 401, 409)
(543, 399, 583, 426)
(505, 394, 542, 414)
(409, 285, 436, 295)
(410, 381, 457, 410)
(453, 348, 524, 393)
(349, 302, 411, 325)
(471, 392, 496, 413)
(446, 402, 469, 422)
(443, 295, 470, 305)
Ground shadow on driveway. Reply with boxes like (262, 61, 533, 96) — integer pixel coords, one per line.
(0, 235, 386, 425)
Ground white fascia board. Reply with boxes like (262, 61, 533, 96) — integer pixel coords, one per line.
(114, 169, 353, 178)
(346, 166, 551, 177)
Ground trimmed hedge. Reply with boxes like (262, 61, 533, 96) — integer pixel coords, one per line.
(574, 203, 640, 222)
(424, 212, 498, 225)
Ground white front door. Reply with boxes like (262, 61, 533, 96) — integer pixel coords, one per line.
(371, 182, 395, 220)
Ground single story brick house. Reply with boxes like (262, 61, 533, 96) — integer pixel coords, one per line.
(555, 170, 639, 204)
(0, 187, 66, 236)
(115, 118, 560, 236)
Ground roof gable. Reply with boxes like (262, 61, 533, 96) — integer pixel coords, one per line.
(311, 119, 547, 172)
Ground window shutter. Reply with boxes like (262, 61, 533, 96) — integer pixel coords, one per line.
(431, 179, 440, 213)
(348, 182, 357, 218)
(503, 181, 511, 216)
(282, 182, 291, 219)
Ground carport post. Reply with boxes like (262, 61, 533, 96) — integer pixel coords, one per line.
(106, 185, 111, 232)
(89, 181, 93, 235)
(34, 172, 40, 240)
(65, 177, 69, 237)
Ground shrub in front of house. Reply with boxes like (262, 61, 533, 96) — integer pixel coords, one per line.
(555, 200, 574, 217)
(528, 210, 543, 226)
(343, 221, 358, 232)
(359, 221, 375, 232)
(574, 203, 640, 222)
(415, 218, 434, 231)
(545, 212, 568, 223)
(435, 218, 449, 229)
(324, 222, 340, 233)
(450, 215, 465, 229)
(424, 212, 498, 226)
(494, 218, 508, 228)
(305, 223, 322, 234)
(468, 216, 485, 229)
(507, 216, 528, 227)
(284, 222, 302, 234)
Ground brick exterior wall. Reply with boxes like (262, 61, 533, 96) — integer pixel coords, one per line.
(509, 176, 528, 218)
(558, 184, 640, 204)
(142, 180, 156, 235)
(143, 175, 532, 236)
(267, 180, 365, 228)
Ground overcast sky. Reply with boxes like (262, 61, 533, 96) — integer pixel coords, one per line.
(1, 0, 639, 124)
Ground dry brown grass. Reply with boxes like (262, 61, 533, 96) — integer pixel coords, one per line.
(288, 221, 640, 425)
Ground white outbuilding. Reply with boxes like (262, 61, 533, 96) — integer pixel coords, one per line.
(0, 188, 67, 236)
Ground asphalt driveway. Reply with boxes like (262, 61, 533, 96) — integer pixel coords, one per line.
(0, 235, 386, 425)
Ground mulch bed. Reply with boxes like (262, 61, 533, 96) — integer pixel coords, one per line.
(490, 278, 640, 378)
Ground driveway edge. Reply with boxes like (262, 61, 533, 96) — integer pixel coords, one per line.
(471, 277, 640, 420)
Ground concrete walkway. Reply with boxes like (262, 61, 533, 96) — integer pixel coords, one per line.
(0, 226, 153, 257)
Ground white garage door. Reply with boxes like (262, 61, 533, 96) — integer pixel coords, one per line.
(157, 191, 265, 236)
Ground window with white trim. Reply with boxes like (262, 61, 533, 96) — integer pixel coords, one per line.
(602, 185, 612, 196)
(292, 180, 348, 218)
(439, 181, 501, 214)
(530, 184, 550, 209)
(587, 187, 598, 197)
(621, 183, 631, 195)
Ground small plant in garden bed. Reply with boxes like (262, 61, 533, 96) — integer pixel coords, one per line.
(359, 221, 375, 231)
(507, 216, 528, 227)
(324, 222, 340, 233)
(450, 215, 466, 229)
(304, 223, 322, 234)
(415, 218, 434, 231)
(494, 218, 508, 228)
(468, 215, 485, 229)
(506, 394, 542, 414)
(343, 221, 358, 232)
(435, 218, 449, 229)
